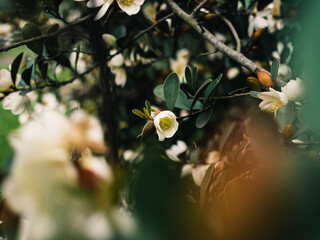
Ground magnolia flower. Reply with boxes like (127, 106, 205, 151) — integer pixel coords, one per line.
(170, 49, 190, 82)
(2, 91, 29, 115)
(0, 69, 13, 92)
(153, 110, 179, 141)
(257, 88, 288, 113)
(87, 0, 145, 21)
(108, 50, 127, 87)
(267, 0, 284, 33)
(165, 140, 187, 161)
(281, 78, 306, 102)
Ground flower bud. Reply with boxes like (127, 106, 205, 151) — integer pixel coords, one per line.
(257, 70, 274, 88)
(247, 76, 262, 90)
(251, 28, 264, 43)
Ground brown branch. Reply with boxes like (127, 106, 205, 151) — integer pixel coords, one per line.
(0, 13, 94, 52)
(165, 0, 269, 74)
(191, 0, 209, 17)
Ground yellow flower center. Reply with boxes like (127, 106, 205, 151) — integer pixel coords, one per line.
(269, 99, 284, 113)
(159, 117, 172, 131)
(117, 0, 134, 6)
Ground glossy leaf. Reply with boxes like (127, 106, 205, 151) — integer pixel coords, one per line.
(21, 66, 33, 86)
(204, 74, 223, 104)
(22, 23, 43, 55)
(190, 79, 212, 111)
(196, 108, 213, 128)
(163, 73, 180, 111)
(132, 109, 145, 119)
(11, 53, 23, 85)
(153, 85, 164, 99)
(185, 66, 194, 90)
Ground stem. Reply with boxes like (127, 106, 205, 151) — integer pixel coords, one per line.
(191, 0, 209, 17)
(0, 13, 94, 52)
(165, 0, 269, 74)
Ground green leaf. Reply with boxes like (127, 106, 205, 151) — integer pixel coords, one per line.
(22, 23, 43, 55)
(132, 109, 145, 119)
(153, 85, 164, 99)
(143, 107, 152, 119)
(145, 100, 151, 114)
(192, 66, 198, 89)
(200, 163, 215, 208)
(54, 55, 71, 68)
(271, 58, 279, 86)
(163, 73, 180, 111)
(21, 66, 33, 86)
(275, 102, 294, 131)
(196, 108, 213, 128)
(175, 90, 190, 109)
(204, 74, 223, 104)
(44, 24, 60, 55)
(190, 79, 212, 111)
(11, 53, 24, 85)
(244, 0, 251, 9)
(185, 66, 194, 90)
(249, 91, 260, 98)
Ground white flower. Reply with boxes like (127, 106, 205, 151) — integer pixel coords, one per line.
(0, 23, 11, 35)
(257, 88, 288, 113)
(170, 49, 190, 82)
(108, 50, 127, 87)
(226, 67, 240, 80)
(2, 91, 29, 115)
(165, 140, 187, 161)
(281, 78, 306, 102)
(153, 110, 179, 141)
(248, 9, 270, 36)
(102, 34, 117, 48)
(142, 3, 156, 20)
(87, 0, 145, 21)
(0, 69, 13, 92)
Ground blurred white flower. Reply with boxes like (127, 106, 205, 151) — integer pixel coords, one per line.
(70, 51, 87, 74)
(248, 8, 270, 36)
(226, 67, 240, 80)
(0, 69, 13, 92)
(153, 110, 179, 141)
(2, 91, 29, 115)
(170, 49, 190, 82)
(257, 88, 288, 113)
(87, 0, 145, 21)
(80, 155, 113, 182)
(108, 50, 127, 87)
(281, 78, 306, 102)
(84, 213, 112, 240)
(142, 3, 157, 21)
(0, 23, 11, 35)
(123, 149, 139, 162)
(102, 34, 117, 48)
(165, 140, 187, 162)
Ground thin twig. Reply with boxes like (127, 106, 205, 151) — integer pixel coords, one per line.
(0, 13, 94, 52)
(165, 0, 268, 74)
(177, 92, 250, 121)
(214, 9, 241, 52)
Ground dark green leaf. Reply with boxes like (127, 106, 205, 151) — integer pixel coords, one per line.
(44, 24, 60, 55)
(163, 73, 180, 111)
(192, 66, 198, 90)
(185, 66, 194, 90)
(204, 74, 223, 104)
(54, 55, 71, 68)
(271, 58, 279, 86)
(21, 66, 33, 86)
(196, 108, 213, 128)
(22, 23, 43, 55)
(175, 90, 190, 109)
(11, 53, 23, 85)
(190, 79, 212, 111)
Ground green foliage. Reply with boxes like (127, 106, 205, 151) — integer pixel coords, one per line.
(10, 53, 24, 85)
(163, 73, 180, 111)
(22, 23, 43, 55)
(190, 79, 212, 111)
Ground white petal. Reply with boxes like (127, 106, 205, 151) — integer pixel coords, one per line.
(117, 2, 141, 15)
(114, 68, 127, 87)
(94, 2, 112, 20)
(87, 0, 105, 8)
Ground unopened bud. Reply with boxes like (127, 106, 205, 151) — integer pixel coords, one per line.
(252, 28, 264, 43)
(247, 76, 262, 90)
(257, 71, 274, 88)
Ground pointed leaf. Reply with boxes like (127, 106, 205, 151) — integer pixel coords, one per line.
(204, 74, 222, 104)
(196, 108, 213, 128)
(145, 100, 151, 114)
(153, 85, 164, 99)
(185, 66, 194, 90)
(249, 91, 260, 98)
(190, 79, 212, 111)
(192, 66, 198, 89)
(200, 163, 215, 208)
(21, 66, 33, 86)
(11, 53, 24, 85)
(132, 109, 145, 119)
(163, 73, 180, 111)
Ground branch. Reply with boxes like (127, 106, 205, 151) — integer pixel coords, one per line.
(0, 13, 94, 52)
(214, 9, 241, 52)
(177, 92, 250, 121)
(191, 0, 209, 17)
(165, 0, 269, 74)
